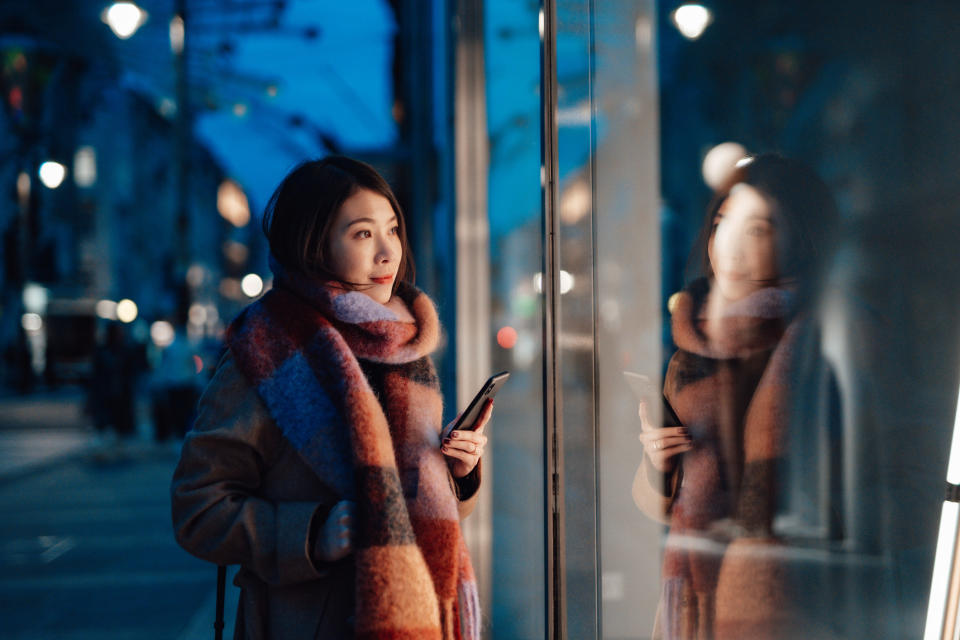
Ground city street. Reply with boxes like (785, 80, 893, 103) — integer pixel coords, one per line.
(0, 392, 236, 640)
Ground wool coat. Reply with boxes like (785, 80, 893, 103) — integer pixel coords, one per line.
(633, 280, 802, 640)
(171, 351, 480, 640)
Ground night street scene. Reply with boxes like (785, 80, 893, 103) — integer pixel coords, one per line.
(2, 0, 960, 638)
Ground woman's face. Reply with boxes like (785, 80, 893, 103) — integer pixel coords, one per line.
(327, 188, 402, 304)
(708, 183, 779, 302)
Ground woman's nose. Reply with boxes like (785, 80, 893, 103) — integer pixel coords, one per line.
(375, 236, 396, 263)
(715, 226, 744, 263)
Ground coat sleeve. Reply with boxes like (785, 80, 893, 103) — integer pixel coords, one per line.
(453, 459, 482, 519)
(170, 352, 331, 586)
(631, 457, 681, 525)
(632, 357, 684, 525)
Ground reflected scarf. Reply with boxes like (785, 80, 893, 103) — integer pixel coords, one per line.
(226, 260, 480, 640)
(661, 279, 799, 640)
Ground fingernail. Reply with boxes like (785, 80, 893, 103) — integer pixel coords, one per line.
(443, 437, 451, 444)
(450, 432, 459, 439)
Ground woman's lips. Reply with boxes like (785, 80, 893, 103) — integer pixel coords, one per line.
(371, 275, 394, 285)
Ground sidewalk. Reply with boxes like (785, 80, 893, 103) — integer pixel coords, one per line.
(0, 388, 98, 482)
(0, 389, 241, 639)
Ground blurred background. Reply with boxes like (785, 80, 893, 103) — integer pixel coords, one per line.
(1, 0, 959, 638)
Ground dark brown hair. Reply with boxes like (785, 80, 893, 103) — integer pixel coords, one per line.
(688, 153, 837, 306)
(262, 156, 414, 290)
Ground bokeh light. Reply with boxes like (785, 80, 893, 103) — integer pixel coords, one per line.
(188, 303, 207, 326)
(22, 284, 48, 314)
(241, 273, 264, 298)
(217, 180, 251, 227)
(533, 271, 575, 295)
(103, 2, 147, 39)
(702, 142, 748, 190)
(186, 264, 207, 289)
(559, 270, 575, 295)
(74, 146, 97, 188)
(38, 162, 66, 189)
(169, 14, 184, 53)
(21, 313, 42, 333)
(150, 320, 175, 348)
(671, 3, 712, 40)
(497, 326, 518, 349)
(95, 300, 118, 320)
(116, 299, 138, 323)
(158, 97, 177, 118)
(16, 172, 30, 202)
(560, 179, 591, 225)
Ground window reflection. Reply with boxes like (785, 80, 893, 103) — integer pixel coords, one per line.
(632, 154, 839, 639)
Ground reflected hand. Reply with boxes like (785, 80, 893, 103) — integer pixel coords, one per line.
(637, 401, 691, 473)
(314, 500, 354, 562)
(443, 399, 492, 478)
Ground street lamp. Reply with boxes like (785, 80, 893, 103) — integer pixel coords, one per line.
(671, 3, 712, 41)
(38, 161, 66, 189)
(102, 2, 147, 40)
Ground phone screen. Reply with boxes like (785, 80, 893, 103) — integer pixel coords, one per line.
(623, 371, 682, 427)
(445, 371, 510, 437)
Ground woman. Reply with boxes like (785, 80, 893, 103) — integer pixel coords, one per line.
(171, 156, 489, 639)
(632, 154, 836, 639)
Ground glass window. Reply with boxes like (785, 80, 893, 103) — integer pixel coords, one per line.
(482, 2, 547, 637)
(542, 1, 956, 638)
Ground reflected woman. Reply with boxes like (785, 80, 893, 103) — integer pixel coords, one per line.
(632, 154, 836, 639)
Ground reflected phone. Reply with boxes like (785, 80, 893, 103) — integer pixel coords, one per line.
(622, 371, 682, 427)
(445, 371, 510, 437)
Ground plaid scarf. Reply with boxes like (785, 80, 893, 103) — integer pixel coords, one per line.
(660, 280, 797, 639)
(226, 259, 480, 640)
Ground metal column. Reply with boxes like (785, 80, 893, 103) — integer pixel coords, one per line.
(453, 0, 493, 621)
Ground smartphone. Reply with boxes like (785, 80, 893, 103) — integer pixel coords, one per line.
(622, 371, 682, 427)
(445, 371, 510, 437)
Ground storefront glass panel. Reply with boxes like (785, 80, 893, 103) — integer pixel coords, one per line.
(483, 2, 547, 637)
(545, 1, 960, 638)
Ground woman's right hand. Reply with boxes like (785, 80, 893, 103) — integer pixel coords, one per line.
(314, 500, 355, 563)
(637, 401, 692, 472)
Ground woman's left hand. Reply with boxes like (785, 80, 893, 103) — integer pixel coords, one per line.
(442, 399, 492, 478)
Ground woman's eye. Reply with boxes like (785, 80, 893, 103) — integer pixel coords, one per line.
(747, 225, 771, 237)
(355, 229, 372, 239)
(389, 226, 399, 235)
